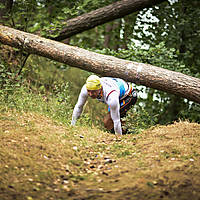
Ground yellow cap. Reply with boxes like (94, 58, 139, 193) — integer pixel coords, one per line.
(86, 75, 101, 90)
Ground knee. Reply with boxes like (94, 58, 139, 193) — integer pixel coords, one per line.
(103, 114, 113, 130)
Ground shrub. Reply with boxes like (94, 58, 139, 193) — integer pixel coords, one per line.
(0, 62, 73, 125)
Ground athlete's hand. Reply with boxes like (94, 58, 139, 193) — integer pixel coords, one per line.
(71, 119, 76, 126)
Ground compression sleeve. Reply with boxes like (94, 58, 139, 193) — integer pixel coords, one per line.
(107, 92, 122, 135)
(71, 85, 88, 125)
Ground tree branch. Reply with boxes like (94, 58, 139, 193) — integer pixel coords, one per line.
(53, 0, 167, 41)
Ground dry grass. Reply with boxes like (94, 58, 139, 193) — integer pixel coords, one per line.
(0, 110, 200, 200)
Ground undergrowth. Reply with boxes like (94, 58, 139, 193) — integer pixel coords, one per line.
(0, 62, 72, 125)
(0, 61, 154, 134)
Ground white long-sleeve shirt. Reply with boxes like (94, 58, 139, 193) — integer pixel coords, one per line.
(71, 77, 131, 135)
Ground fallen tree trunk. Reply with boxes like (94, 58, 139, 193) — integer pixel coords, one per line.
(0, 25, 200, 103)
(53, 0, 167, 41)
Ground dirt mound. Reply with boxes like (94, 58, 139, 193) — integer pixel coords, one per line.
(0, 111, 200, 200)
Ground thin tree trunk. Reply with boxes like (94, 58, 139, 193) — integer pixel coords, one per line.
(104, 23, 113, 48)
(0, 0, 13, 23)
(53, 0, 167, 41)
(0, 25, 200, 104)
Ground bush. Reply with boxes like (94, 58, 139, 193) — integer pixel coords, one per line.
(0, 62, 73, 125)
(123, 106, 156, 134)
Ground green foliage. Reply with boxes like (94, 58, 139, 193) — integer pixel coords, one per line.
(124, 106, 156, 134)
(0, 0, 119, 38)
(47, 82, 73, 123)
(0, 61, 73, 125)
(95, 42, 194, 77)
(0, 62, 21, 101)
(117, 150, 131, 157)
(135, 0, 200, 73)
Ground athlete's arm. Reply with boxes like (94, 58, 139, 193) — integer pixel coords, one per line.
(71, 85, 88, 125)
(107, 92, 122, 135)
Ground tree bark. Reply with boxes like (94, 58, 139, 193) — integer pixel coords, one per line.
(53, 0, 167, 41)
(104, 23, 113, 48)
(0, 25, 200, 104)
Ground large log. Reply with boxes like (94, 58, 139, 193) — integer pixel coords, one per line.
(0, 25, 200, 103)
(54, 0, 167, 41)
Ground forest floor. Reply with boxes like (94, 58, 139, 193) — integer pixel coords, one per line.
(0, 110, 200, 200)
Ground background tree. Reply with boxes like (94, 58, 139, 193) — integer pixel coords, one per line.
(131, 0, 200, 123)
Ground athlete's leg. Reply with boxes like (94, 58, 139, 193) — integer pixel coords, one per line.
(119, 95, 137, 134)
(103, 112, 114, 130)
(103, 95, 137, 134)
(103, 112, 127, 134)
(120, 95, 137, 117)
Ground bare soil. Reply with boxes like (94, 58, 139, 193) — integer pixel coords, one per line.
(0, 111, 200, 200)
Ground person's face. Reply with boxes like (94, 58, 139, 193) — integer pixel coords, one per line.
(87, 89, 101, 99)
